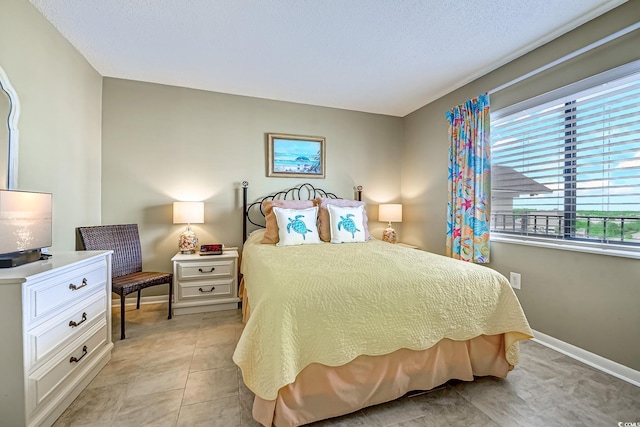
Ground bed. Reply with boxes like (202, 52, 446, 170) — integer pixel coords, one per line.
(233, 182, 533, 427)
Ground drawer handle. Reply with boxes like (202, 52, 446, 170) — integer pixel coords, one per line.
(198, 286, 216, 293)
(198, 267, 215, 273)
(69, 312, 88, 328)
(69, 345, 88, 364)
(69, 278, 88, 291)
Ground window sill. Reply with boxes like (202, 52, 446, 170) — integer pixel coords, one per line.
(491, 234, 640, 260)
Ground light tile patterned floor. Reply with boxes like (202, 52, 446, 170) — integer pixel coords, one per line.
(53, 303, 640, 426)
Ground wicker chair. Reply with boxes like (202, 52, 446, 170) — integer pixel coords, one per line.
(77, 224, 173, 339)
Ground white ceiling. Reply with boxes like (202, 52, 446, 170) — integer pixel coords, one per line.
(30, 0, 626, 117)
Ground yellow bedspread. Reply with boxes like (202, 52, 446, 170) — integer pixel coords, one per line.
(233, 230, 533, 400)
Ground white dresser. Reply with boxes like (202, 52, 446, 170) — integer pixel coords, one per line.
(0, 251, 113, 427)
(171, 250, 239, 315)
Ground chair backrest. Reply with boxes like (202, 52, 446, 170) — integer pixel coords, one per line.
(77, 224, 143, 278)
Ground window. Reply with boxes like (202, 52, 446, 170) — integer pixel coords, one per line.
(491, 63, 640, 252)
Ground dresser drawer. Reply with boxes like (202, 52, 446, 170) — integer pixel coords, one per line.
(29, 321, 108, 408)
(178, 259, 234, 279)
(26, 260, 107, 325)
(178, 278, 234, 300)
(26, 292, 107, 368)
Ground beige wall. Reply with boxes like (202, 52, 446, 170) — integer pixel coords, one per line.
(0, 0, 103, 250)
(402, 2, 640, 370)
(101, 78, 403, 280)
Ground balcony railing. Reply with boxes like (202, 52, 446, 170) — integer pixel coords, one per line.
(491, 213, 640, 245)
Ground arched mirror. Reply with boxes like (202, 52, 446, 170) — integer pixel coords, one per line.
(0, 65, 19, 190)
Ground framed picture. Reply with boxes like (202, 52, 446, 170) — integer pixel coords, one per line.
(267, 133, 326, 178)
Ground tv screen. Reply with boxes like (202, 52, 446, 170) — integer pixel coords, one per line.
(0, 190, 52, 255)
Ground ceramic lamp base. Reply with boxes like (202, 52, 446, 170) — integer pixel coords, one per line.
(383, 226, 398, 244)
(178, 229, 198, 253)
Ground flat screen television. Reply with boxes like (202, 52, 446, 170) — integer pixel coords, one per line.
(0, 189, 52, 268)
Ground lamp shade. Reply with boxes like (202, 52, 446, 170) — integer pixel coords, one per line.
(379, 204, 402, 223)
(173, 201, 204, 224)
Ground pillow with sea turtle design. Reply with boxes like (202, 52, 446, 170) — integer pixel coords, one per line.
(315, 197, 371, 242)
(327, 204, 367, 243)
(273, 206, 322, 246)
(261, 199, 316, 244)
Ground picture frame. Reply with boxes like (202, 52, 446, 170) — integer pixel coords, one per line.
(267, 133, 326, 178)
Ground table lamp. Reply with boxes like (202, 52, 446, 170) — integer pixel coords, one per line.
(379, 203, 402, 244)
(173, 201, 204, 253)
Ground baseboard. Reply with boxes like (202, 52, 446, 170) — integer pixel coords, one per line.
(103, 306, 640, 388)
(531, 329, 640, 388)
(111, 295, 169, 307)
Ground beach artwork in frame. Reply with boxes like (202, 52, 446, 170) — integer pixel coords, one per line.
(267, 133, 326, 178)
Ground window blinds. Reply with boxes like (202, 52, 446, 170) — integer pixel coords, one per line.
(491, 71, 640, 245)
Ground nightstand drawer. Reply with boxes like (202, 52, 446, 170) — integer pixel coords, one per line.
(26, 260, 107, 325)
(27, 292, 107, 368)
(178, 259, 234, 279)
(178, 279, 234, 300)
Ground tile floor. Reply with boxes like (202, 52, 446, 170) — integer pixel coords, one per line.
(53, 303, 640, 427)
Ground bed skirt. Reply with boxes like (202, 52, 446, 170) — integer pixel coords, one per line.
(239, 280, 511, 427)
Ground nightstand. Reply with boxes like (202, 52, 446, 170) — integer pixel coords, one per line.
(171, 250, 239, 315)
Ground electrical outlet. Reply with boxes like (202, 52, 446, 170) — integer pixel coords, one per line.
(510, 272, 521, 290)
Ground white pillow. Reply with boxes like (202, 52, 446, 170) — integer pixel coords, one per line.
(328, 204, 366, 243)
(273, 206, 321, 246)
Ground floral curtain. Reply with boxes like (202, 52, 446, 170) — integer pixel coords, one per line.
(446, 94, 491, 263)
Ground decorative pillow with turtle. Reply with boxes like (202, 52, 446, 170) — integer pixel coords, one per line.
(273, 206, 322, 246)
(315, 197, 371, 242)
(261, 199, 316, 244)
(327, 204, 367, 243)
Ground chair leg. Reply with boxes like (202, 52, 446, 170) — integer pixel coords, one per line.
(120, 294, 126, 340)
(136, 290, 141, 309)
(168, 280, 173, 320)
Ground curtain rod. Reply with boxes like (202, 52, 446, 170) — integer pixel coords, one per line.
(488, 22, 640, 95)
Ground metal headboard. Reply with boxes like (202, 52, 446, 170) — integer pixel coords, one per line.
(242, 181, 363, 242)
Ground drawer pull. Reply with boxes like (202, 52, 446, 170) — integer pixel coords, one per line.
(199, 267, 215, 273)
(198, 286, 216, 293)
(69, 312, 88, 328)
(69, 278, 88, 291)
(69, 345, 88, 364)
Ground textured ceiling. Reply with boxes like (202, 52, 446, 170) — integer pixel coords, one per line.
(30, 0, 626, 117)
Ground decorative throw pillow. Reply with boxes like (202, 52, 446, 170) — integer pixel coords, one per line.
(328, 204, 367, 243)
(316, 197, 371, 242)
(273, 206, 321, 246)
(261, 199, 316, 244)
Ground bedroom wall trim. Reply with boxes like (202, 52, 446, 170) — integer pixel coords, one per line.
(111, 295, 169, 307)
(109, 306, 640, 386)
(532, 329, 640, 388)
(99, 299, 640, 389)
